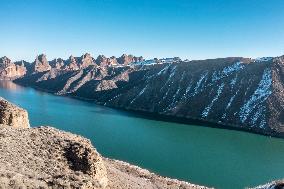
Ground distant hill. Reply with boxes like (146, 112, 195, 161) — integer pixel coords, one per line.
(1, 53, 283, 137)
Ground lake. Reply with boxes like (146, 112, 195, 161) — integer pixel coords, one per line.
(0, 81, 283, 189)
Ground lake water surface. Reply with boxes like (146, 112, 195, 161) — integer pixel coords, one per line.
(0, 81, 283, 189)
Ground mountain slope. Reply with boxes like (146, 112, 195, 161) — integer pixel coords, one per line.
(1, 54, 283, 137)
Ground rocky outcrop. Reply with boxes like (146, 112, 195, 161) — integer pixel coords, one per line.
(50, 58, 65, 69)
(0, 97, 30, 128)
(65, 55, 80, 71)
(79, 53, 95, 69)
(33, 54, 51, 73)
(0, 56, 27, 80)
(96, 55, 118, 67)
(0, 53, 143, 78)
(61, 54, 96, 71)
(0, 126, 108, 189)
(117, 54, 144, 65)
(96, 55, 109, 67)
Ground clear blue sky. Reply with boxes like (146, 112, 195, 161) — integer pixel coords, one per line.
(1, 0, 284, 61)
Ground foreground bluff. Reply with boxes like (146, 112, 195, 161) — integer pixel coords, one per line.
(0, 98, 208, 189)
(0, 97, 30, 128)
(13, 55, 284, 137)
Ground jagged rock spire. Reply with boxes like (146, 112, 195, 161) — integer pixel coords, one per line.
(33, 54, 51, 72)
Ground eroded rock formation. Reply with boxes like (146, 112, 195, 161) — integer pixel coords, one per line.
(0, 126, 108, 189)
(117, 54, 144, 65)
(33, 54, 51, 73)
(0, 97, 30, 128)
(0, 56, 26, 80)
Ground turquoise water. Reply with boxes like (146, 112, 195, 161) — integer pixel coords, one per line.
(0, 81, 283, 189)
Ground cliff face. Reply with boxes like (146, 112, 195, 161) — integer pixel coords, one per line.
(267, 56, 284, 133)
(0, 126, 108, 189)
(33, 54, 51, 73)
(0, 56, 26, 80)
(0, 97, 30, 128)
(0, 98, 208, 189)
(117, 54, 144, 65)
(11, 55, 284, 137)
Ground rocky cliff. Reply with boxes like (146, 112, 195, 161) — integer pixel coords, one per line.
(0, 56, 26, 80)
(0, 97, 208, 189)
(0, 126, 108, 189)
(33, 54, 52, 73)
(0, 97, 30, 128)
(4, 54, 282, 137)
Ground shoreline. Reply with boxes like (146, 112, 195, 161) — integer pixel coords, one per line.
(12, 80, 282, 139)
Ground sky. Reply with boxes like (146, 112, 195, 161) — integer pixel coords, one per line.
(0, 0, 284, 62)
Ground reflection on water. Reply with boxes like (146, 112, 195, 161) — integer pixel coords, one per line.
(0, 80, 24, 91)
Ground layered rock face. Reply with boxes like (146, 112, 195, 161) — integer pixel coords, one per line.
(0, 97, 30, 128)
(33, 54, 51, 72)
(0, 56, 26, 80)
(0, 53, 143, 80)
(117, 54, 144, 65)
(96, 55, 118, 67)
(0, 98, 208, 189)
(13, 55, 284, 137)
(63, 53, 96, 71)
(49, 58, 65, 70)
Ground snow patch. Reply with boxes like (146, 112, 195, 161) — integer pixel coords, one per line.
(211, 61, 245, 82)
(239, 68, 272, 125)
(230, 75, 238, 88)
(254, 57, 273, 63)
(223, 62, 245, 75)
(130, 84, 148, 104)
(185, 82, 193, 94)
(157, 64, 171, 75)
(106, 94, 122, 104)
(134, 59, 156, 66)
(192, 72, 208, 96)
(226, 89, 239, 110)
(201, 83, 224, 118)
(168, 65, 177, 78)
